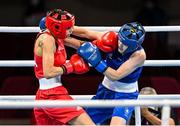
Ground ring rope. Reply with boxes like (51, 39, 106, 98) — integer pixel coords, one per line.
(0, 60, 180, 67)
(1, 26, 180, 33)
(0, 95, 176, 125)
(0, 99, 179, 109)
(0, 95, 180, 101)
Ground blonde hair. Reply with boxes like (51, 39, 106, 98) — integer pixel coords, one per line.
(140, 87, 157, 95)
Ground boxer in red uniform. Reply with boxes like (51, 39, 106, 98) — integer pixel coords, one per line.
(34, 9, 95, 125)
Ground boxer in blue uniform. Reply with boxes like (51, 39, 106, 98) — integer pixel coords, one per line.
(77, 22, 146, 125)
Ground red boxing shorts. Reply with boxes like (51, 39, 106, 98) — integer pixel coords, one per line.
(34, 86, 85, 125)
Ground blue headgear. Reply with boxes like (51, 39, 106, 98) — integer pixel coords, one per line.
(118, 22, 145, 54)
(39, 17, 46, 30)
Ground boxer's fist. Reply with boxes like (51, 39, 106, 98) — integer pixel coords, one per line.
(62, 54, 89, 74)
(78, 42, 107, 73)
(39, 17, 46, 30)
(92, 31, 118, 52)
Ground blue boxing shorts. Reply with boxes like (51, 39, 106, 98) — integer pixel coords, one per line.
(85, 83, 138, 125)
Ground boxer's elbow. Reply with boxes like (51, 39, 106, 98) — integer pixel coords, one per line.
(104, 69, 121, 81)
(43, 69, 54, 78)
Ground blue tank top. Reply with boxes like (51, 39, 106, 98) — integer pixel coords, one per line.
(105, 46, 143, 83)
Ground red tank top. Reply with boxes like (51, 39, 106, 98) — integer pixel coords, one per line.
(34, 32, 67, 79)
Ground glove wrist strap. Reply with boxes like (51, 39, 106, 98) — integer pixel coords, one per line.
(95, 60, 108, 73)
(62, 62, 73, 74)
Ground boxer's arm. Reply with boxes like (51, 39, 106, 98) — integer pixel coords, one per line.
(104, 49, 146, 81)
(73, 26, 105, 40)
(64, 37, 84, 49)
(41, 35, 64, 78)
(65, 28, 116, 50)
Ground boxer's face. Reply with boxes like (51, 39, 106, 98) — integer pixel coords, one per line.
(118, 40, 128, 54)
(66, 27, 74, 38)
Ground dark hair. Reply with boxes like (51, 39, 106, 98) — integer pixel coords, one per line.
(46, 9, 73, 20)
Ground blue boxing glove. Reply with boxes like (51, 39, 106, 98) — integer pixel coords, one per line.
(77, 42, 108, 73)
(39, 17, 46, 30)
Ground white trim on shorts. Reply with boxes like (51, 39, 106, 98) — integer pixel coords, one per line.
(39, 75, 62, 89)
(102, 76, 138, 93)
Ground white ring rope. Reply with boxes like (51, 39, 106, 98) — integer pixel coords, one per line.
(0, 99, 179, 109)
(0, 95, 178, 125)
(0, 95, 180, 101)
(1, 26, 180, 33)
(0, 60, 180, 67)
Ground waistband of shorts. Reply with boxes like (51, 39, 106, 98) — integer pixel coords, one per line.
(39, 75, 62, 90)
(102, 76, 138, 93)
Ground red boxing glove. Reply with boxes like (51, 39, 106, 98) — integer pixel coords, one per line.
(62, 54, 90, 74)
(92, 31, 118, 52)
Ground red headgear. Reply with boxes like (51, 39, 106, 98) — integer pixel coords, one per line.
(45, 9, 75, 39)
